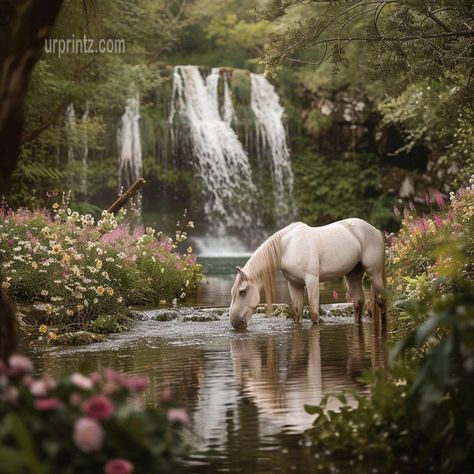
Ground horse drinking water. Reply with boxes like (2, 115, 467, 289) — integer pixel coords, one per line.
(229, 219, 386, 329)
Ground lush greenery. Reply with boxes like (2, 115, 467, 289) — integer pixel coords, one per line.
(0, 354, 188, 473)
(0, 198, 202, 343)
(303, 180, 474, 473)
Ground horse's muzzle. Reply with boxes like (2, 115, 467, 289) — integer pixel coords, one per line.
(231, 316, 247, 330)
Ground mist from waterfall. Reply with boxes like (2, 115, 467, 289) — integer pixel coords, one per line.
(250, 73, 294, 224)
(117, 95, 143, 190)
(169, 65, 257, 235)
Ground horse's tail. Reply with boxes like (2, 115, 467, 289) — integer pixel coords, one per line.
(369, 233, 387, 326)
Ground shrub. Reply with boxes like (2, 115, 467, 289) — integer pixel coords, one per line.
(0, 197, 203, 341)
(0, 355, 188, 473)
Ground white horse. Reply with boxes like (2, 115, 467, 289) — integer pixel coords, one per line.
(229, 218, 386, 329)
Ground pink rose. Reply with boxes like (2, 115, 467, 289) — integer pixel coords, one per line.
(167, 408, 189, 424)
(35, 397, 61, 411)
(83, 395, 114, 420)
(30, 376, 55, 397)
(73, 417, 104, 453)
(104, 458, 134, 474)
(69, 392, 82, 407)
(8, 354, 33, 374)
(71, 373, 93, 390)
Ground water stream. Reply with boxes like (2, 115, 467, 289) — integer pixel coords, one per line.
(28, 257, 385, 473)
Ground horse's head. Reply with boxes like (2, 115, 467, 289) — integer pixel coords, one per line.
(229, 266, 260, 329)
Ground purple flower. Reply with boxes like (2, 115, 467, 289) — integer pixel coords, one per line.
(434, 191, 445, 210)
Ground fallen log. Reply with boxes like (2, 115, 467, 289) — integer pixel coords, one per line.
(107, 178, 146, 214)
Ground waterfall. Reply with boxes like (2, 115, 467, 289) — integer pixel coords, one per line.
(250, 73, 294, 224)
(169, 65, 256, 235)
(66, 104, 77, 164)
(222, 72, 236, 126)
(81, 104, 89, 197)
(117, 95, 143, 190)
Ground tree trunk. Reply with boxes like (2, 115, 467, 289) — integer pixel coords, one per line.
(0, 0, 64, 361)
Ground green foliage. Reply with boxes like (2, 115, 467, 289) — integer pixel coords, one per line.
(0, 358, 186, 473)
(305, 260, 474, 473)
(293, 144, 396, 229)
(0, 201, 203, 341)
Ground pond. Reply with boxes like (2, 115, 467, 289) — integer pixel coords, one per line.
(28, 256, 385, 473)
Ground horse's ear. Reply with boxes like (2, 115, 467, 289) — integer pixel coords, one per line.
(236, 266, 248, 281)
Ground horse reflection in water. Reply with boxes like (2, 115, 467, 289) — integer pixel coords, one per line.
(231, 324, 385, 431)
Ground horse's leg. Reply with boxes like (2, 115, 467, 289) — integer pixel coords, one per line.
(345, 268, 365, 323)
(361, 249, 386, 327)
(288, 280, 304, 323)
(305, 275, 320, 324)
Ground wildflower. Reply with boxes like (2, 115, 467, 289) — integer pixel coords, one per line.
(123, 375, 149, 391)
(104, 459, 134, 474)
(408, 201, 415, 212)
(167, 408, 189, 424)
(83, 395, 114, 420)
(77, 304, 84, 312)
(30, 376, 55, 397)
(187, 246, 192, 254)
(393, 206, 400, 217)
(73, 417, 104, 453)
(52, 203, 59, 209)
(66, 309, 74, 317)
(93, 298, 98, 304)
(160, 267, 165, 274)
(41, 289, 49, 297)
(95, 259, 103, 270)
(159, 299, 167, 305)
(434, 191, 445, 209)
(95, 286, 105, 296)
(107, 287, 114, 296)
(117, 297, 123, 303)
(1, 281, 10, 289)
(187, 221, 194, 228)
(424, 193, 431, 206)
(46, 305, 53, 315)
(48, 331, 58, 341)
(31, 261, 38, 269)
(39, 324, 48, 334)
(52, 244, 61, 254)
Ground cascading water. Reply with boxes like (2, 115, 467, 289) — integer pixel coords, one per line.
(250, 73, 294, 225)
(81, 103, 89, 196)
(169, 65, 257, 235)
(117, 95, 143, 190)
(66, 104, 77, 164)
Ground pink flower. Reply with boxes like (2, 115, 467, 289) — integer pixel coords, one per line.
(104, 459, 134, 474)
(167, 408, 189, 424)
(408, 201, 415, 212)
(83, 395, 114, 420)
(434, 191, 445, 209)
(332, 290, 339, 300)
(393, 205, 400, 217)
(424, 193, 431, 206)
(123, 375, 149, 392)
(71, 373, 93, 390)
(35, 397, 61, 411)
(73, 417, 104, 453)
(69, 392, 83, 407)
(30, 376, 55, 397)
(8, 354, 33, 374)
(160, 385, 173, 402)
(433, 214, 444, 229)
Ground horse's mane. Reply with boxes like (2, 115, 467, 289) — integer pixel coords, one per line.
(243, 222, 302, 311)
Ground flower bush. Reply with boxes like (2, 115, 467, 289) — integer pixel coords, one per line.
(386, 178, 474, 326)
(0, 355, 188, 473)
(0, 198, 202, 341)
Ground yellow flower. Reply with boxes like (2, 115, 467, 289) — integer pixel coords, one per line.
(48, 331, 58, 341)
(187, 246, 193, 254)
(1, 281, 11, 289)
(39, 324, 48, 334)
(107, 287, 114, 296)
(62, 253, 71, 265)
(159, 299, 167, 305)
(95, 259, 103, 270)
(77, 304, 84, 312)
(46, 305, 53, 315)
(95, 286, 105, 296)
(31, 262, 38, 269)
(52, 203, 59, 209)
(66, 309, 74, 317)
(52, 244, 61, 254)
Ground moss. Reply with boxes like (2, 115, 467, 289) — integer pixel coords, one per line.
(90, 313, 130, 333)
(54, 331, 107, 346)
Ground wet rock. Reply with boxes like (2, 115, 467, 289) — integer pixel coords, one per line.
(54, 331, 107, 346)
(321, 303, 353, 318)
